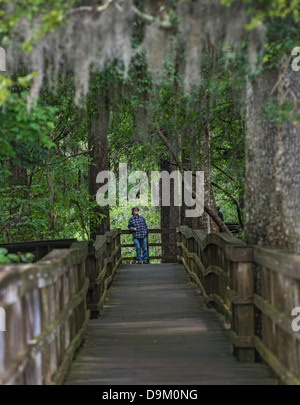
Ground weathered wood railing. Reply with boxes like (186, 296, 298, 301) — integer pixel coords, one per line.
(0, 241, 89, 385)
(177, 225, 255, 362)
(252, 246, 300, 385)
(121, 228, 178, 262)
(1, 226, 299, 385)
(0, 228, 122, 384)
(177, 225, 300, 385)
(86, 229, 122, 318)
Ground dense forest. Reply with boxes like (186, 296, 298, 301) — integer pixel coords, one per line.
(0, 0, 300, 257)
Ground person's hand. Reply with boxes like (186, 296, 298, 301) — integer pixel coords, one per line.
(133, 228, 137, 231)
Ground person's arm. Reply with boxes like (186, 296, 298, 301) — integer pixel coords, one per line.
(128, 217, 137, 232)
(128, 217, 134, 232)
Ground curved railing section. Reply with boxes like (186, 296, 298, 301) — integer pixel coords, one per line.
(0, 242, 89, 385)
(177, 225, 257, 363)
(177, 225, 300, 385)
(0, 228, 122, 385)
(86, 229, 122, 318)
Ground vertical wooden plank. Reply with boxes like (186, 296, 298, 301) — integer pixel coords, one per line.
(24, 292, 34, 342)
(50, 339, 57, 379)
(294, 279, 300, 378)
(232, 261, 255, 362)
(261, 265, 276, 361)
(35, 351, 43, 385)
(32, 288, 41, 338)
(274, 271, 297, 375)
(10, 300, 24, 359)
(0, 329, 5, 377)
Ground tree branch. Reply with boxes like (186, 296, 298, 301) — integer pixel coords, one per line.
(52, 149, 92, 165)
(212, 163, 235, 182)
(52, 127, 70, 143)
(67, 1, 112, 16)
(72, 200, 89, 240)
(67, 1, 173, 28)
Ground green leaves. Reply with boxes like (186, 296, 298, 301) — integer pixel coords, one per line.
(0, 91, 58, 174)
(0, 248, 35, 264)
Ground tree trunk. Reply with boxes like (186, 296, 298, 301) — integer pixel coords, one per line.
(266, 61, 300, 252)
(195, 121, 219, 233)
(8, 160, 30, 241)
(88, 87, 110, 240)
(245, 60, 300, 252)
(244, 68, 278, 246)
(46, 169, 55, 234)
(159, 157, 180, 263)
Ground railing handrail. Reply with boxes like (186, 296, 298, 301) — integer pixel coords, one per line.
(0, 228, 123, 385)
(176, 225, 300, 385)
(120, 228, 177, 262)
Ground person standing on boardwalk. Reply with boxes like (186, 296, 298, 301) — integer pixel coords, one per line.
(128, 207, 149, 264)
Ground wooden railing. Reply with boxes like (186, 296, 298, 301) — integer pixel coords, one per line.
(252, 246, 300, 385)
(177, 225, 300, 384)
(86, 229, 122, 318)
(0, 241, 89, 385)
(121, 229, 177, 262)
(177, 225, 255, 362)
(0, 229, 122, 384)
(1, 226, 299, 385)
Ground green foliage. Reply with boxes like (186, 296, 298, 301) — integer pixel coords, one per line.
(263, 96, 296, 126)
(221, 0, 300, 29)
(0, 247, 35, 264)
(1, 0, 298, 245)
(263, 18, 300, 68)
(0, 91, 57, 175)
(0, 75, 93, 242)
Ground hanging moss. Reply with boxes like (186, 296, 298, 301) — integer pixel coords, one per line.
(4, 0, 267, 104)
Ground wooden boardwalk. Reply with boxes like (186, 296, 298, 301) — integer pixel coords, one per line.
(64, 263, 277, 385)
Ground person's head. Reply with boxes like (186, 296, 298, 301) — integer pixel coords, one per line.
(132, 206, 139, 216)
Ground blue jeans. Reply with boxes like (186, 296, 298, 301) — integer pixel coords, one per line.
(133, 236, 148, 262)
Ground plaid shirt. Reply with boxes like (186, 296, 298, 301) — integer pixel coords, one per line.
(128, 215, 148, 239)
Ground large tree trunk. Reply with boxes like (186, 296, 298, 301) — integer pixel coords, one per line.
(159, 157, 180, 263)
(244, 67, 278, 246)
(88, 87, 110, 240)
(266, 61, 300, 252)
(245, 60, 300, 252)
(194, 122, 219, 233)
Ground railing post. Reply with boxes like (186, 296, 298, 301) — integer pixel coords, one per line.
(146, 233, 149, 262)
(226, 247, 255, 362)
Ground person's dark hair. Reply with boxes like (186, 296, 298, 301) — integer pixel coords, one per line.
(132, 206, 139, 215)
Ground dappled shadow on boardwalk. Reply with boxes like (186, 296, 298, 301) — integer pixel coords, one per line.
(64, 263, 277, 385)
